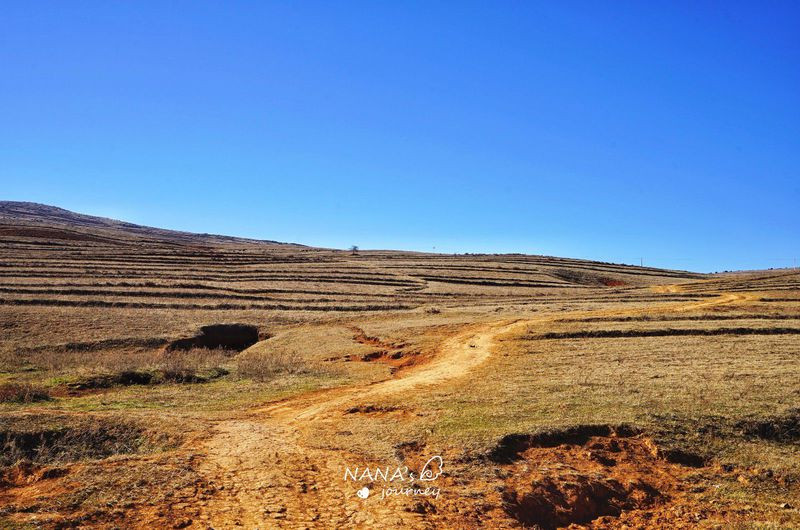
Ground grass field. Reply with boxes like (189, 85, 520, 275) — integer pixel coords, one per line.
(1, 202, 798, 529)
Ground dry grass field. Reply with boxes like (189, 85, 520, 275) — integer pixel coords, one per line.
(1, 201, 798, 529)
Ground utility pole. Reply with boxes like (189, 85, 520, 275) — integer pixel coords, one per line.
(640, 257, 643, 267)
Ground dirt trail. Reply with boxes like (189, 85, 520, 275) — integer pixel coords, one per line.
(261, 319, 523, 424)
(194, 291, 751, 528)
(197, 319, 525, 528)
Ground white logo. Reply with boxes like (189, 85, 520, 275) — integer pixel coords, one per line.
(418, 456, 443, 481)
(343, 455, 444, 500)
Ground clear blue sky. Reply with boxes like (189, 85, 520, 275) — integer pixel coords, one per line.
(2, 1, 798, 272)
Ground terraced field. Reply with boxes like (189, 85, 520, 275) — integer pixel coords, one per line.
(0, 202, 712, 355)
(1, 202, 799, 529)
(0, 203, 704, 312)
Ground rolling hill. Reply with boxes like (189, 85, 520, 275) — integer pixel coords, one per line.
(0, 201, 706, 315)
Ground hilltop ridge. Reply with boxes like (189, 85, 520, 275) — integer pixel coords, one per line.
(0, 201, 300, 247)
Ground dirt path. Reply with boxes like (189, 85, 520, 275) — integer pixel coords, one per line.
(196, 319, 525, 528)
(261, 319, 524, 424)
(193, 292, 751, 528)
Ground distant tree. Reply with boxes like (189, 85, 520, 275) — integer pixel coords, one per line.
(350, 245, 359, 255)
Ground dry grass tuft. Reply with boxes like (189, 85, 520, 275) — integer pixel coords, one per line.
(235, 347, 312, 381)
(62, 348, 233, 390)
(0, 414, 180, 468)
(737, 408, 800, 443)
(0, 382, 51, 403)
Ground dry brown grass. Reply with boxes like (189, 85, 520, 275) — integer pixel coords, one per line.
(235, 347, 312, 381)
(0, 383, 51, 404)
(0, 414, 178, 468)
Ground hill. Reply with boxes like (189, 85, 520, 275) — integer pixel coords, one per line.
(0, 201, 300, 247)
(0, 201, 706, 315)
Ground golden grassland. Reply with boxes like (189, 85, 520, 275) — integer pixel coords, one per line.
(1, 206, 799, 528)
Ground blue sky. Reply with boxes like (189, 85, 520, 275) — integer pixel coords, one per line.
(1, 1, 798, 272)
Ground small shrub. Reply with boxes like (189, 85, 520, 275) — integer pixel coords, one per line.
(66, 371, 153, 391)
(0, 415, 180, 468)
(0, 383, 51, 403)
(157, 366, 229, 384)
(66, 366, 229, 391)
(738, 409, 800, 443)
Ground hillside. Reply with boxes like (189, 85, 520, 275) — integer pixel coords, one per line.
(0, 201, 706, 315)
(0, 201, 299, 247)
